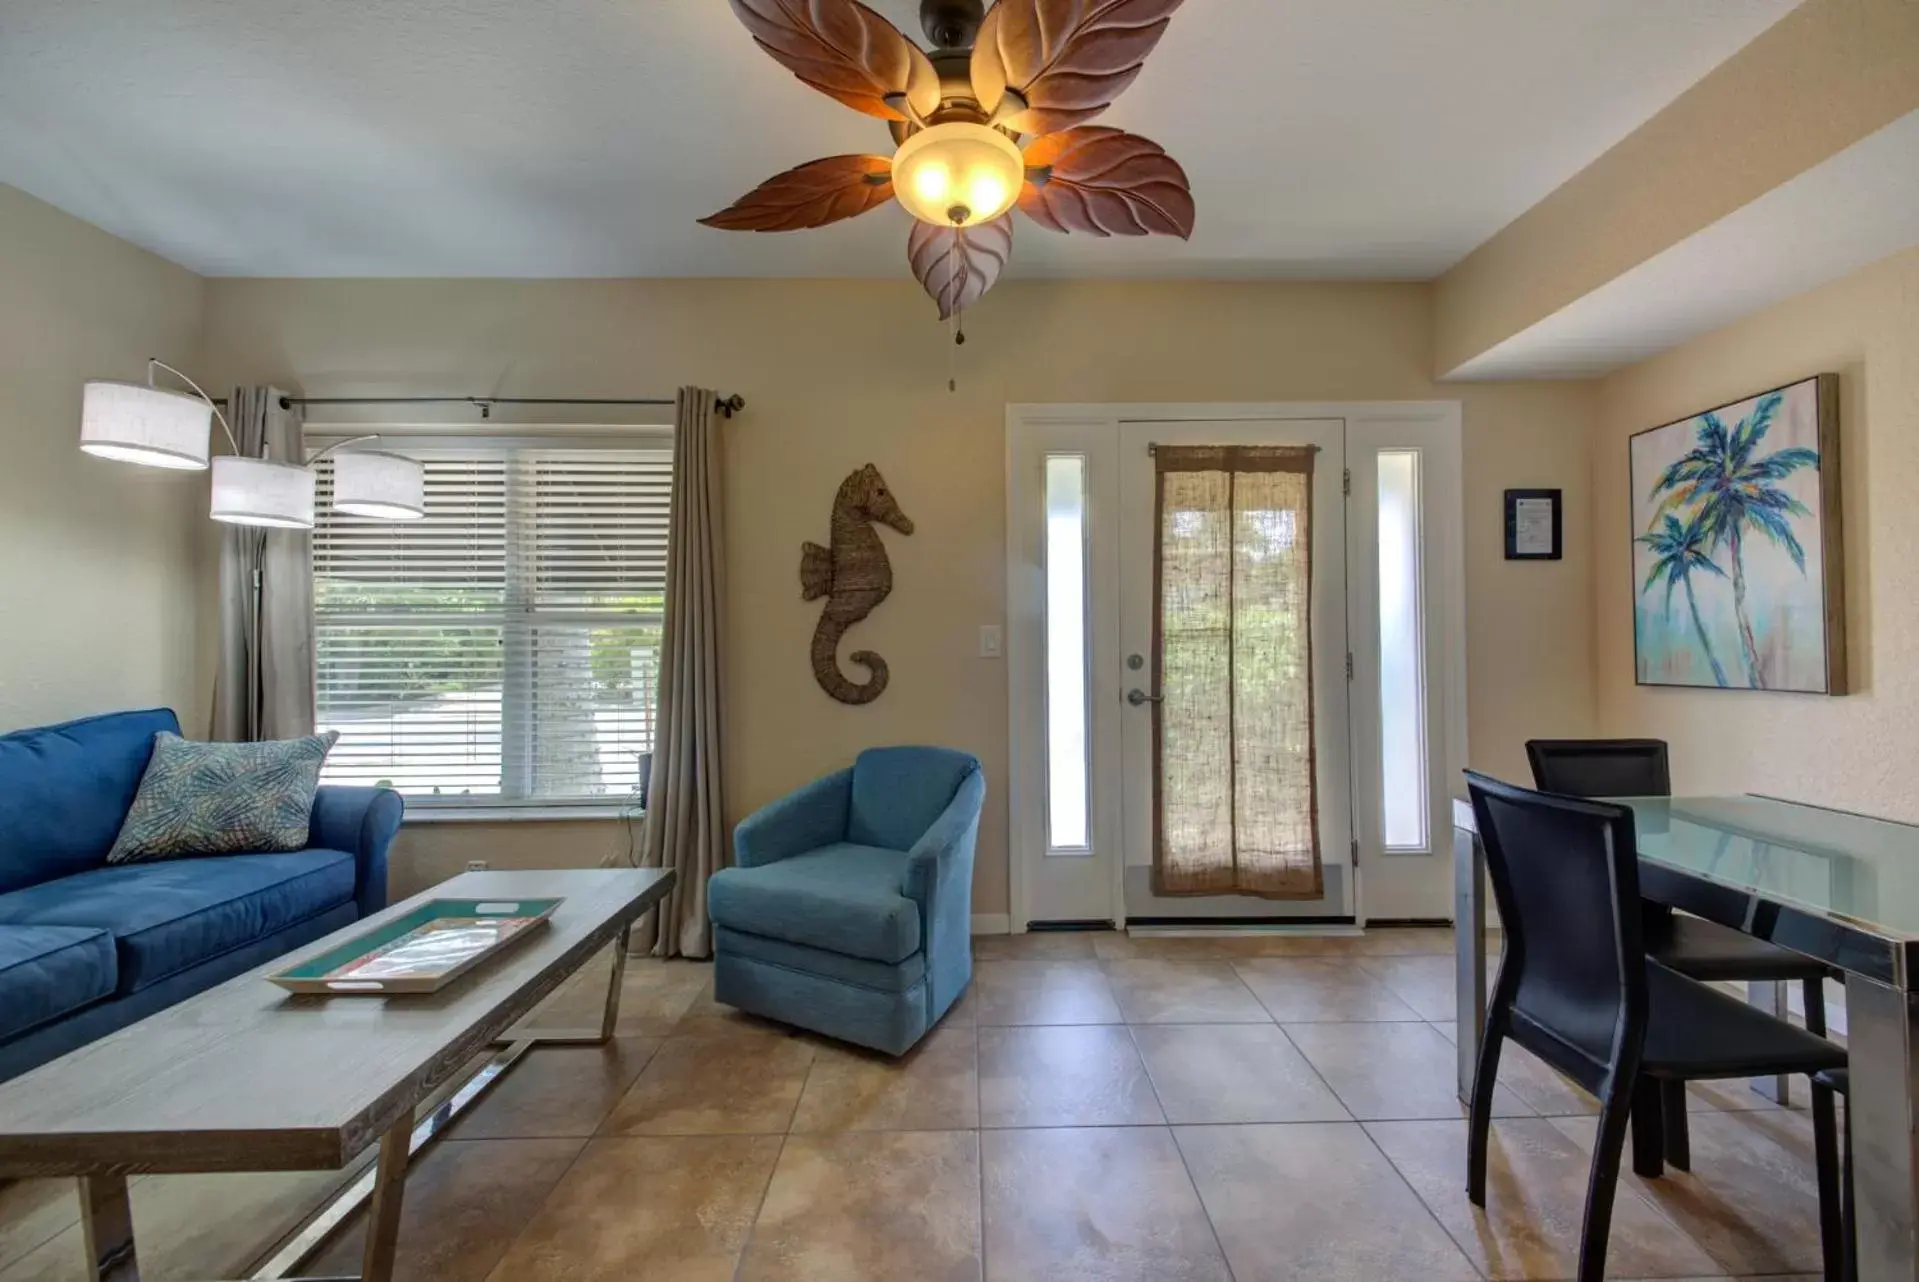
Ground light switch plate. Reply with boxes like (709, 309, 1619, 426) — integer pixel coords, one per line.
(979, 625, 1003, 659)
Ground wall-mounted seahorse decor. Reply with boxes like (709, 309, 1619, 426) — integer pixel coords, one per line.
(801, 464, 914, 705)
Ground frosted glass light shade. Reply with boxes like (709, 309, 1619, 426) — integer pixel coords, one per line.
(333, 450, 425, 520)
(79, 381, 212, 470)
(210, 457, 316, 529)
(891, 122, 1024, 226)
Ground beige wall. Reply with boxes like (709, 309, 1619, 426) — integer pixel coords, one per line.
(0, 184, 209, 734)
(1593, 246, 1919, 813)
(203, 277, 1599, 914)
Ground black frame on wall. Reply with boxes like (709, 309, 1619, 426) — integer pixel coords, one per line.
(1504, 489, 1563, 561)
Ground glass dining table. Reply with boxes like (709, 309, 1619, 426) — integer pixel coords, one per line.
(1452, 792, 1919, 1282)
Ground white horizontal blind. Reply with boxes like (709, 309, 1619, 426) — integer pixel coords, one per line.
(313, 443, 671, 803)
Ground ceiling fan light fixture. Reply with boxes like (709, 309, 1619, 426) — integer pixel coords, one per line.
(892, 122, 1023, 227)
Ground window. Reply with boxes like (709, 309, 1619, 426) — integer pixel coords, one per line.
(1044, 455, 1091, 851)
(1376, 449, 1429, 847)
(313, 441, 670, 804)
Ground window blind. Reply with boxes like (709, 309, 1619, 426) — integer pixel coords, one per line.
(313, 443, 671, 803)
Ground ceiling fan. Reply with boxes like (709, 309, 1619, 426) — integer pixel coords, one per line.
(702, 0, 1194, 321)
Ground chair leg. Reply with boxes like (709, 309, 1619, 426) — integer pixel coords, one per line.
(1842, 1092, 1857, 1282)
(1659, 1078, 1691, 1171)
(1803, 975, 1828, 1037)
(1466, 1013, 1507, 1206)
(1811, 1079, 1846, 1282)
(1630, 1076, 1666, 1179)
(1578, 1079, 1636, 1282)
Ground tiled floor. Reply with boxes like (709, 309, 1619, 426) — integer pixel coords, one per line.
(0, 928, 1829, 1281)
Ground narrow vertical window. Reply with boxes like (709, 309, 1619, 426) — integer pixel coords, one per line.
(1044, 455, 1091, 851)
(1377, 450, 1430, 848)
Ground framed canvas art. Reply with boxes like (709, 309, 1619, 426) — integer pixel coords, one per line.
(1630, 374, 1845, 694)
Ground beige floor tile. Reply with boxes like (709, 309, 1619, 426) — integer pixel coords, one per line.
(1686, 1077, 1797, 1113)
(484, 1135, 782, 1282)
(982, 1127, 1230, 1282)
(1133, 1023, 1351, 1124)
(736, 1131, 982, 1282)
(1349, 926, 1458, 955)
(1232, 958, 1425, 1022)
(1551, 1107, 1828, 1276)
(600, 1034, 814, 1135)
(1491, 1042, 1602, 1118)
(978, 1025, 1164, 1128)
(974, 931, 1097, 960)
(1368, 1117, 1722, 1280)
(452, 1038, 660, 1139)
(521, 955, 710, 1038)
(1284, 1021, 1532, 1121)
(943, 982, 978, 1025)
(0, 1182, 78, 1275)
(972, 961, 1122, 1025)
(1176, 1122, 1480, 1281)
(304, 1138, 583, 1282)
(1103, 960, 1270, 1023)
(790, 1026, 979, 1131)
(1358, 954, 1459, 1021)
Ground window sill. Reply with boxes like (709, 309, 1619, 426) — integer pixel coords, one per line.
(403, 804, 641, 825)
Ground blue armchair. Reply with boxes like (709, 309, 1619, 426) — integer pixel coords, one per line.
(708, 746, 984, 1055)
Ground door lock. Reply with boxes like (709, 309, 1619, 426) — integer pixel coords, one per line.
(1126, 688, 1163, 706)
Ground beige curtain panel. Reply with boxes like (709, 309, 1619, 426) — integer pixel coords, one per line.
(1153, 445, 1322, 899)
(635, 387, 729, 958)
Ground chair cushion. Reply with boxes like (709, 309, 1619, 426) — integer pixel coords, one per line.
(0, 926, 117, 1042)
(1649, 913, 1829, 982)
(1641, 960, 1846, 1080)
(708, 843, 921, 963)
(0, 851, 357, 994)
(108, 732, 339, 863)
(848, 747, 979, 852)
(0, 708, 179, 895)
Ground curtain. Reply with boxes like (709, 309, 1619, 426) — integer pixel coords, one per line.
(212, 387, 314, 742)
(634, 387, 729, 958)
(1153, 444, 1321, 899)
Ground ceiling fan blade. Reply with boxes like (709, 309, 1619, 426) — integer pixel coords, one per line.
(731, 0, 941, 123)
(972, 0, 1186, 136)
(700, 156, 897, 231)
(1018, 127, 1193, 237)
(908, 216, 1014, 319)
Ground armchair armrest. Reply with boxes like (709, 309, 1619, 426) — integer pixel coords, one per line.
(900, 766, 986, 934)
(734, 768, 853, 869)
(309, 786, 405, 918)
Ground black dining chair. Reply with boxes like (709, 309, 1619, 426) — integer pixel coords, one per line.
(1526, 737, 1833, 1169)
(1464, 771, 1846, 1282)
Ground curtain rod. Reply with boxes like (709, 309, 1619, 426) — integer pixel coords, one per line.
(209, 393, 744, 419)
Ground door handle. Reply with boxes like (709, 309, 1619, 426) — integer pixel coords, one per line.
(1127, 688, 1163, 706)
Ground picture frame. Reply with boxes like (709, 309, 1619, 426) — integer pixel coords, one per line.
(1504, 489, 1562, 561)
(1628, 373, 1845, 695)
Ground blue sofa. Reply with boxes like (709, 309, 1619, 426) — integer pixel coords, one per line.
(708, 746, 984, 1055)
(0, 708, 402, 1082)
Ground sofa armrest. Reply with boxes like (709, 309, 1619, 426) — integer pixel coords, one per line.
(900, 766, 986, 942)
(309, 786, 405, 918)
(733, 768, 853, 869)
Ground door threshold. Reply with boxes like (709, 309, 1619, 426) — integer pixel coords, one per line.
(1125, 920, 1361, 938)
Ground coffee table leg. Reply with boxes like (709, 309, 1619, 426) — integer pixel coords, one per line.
(80, 1174, 138, 1282)
(359, 1117, 413, 1282)
(598, 926, 632, 1042)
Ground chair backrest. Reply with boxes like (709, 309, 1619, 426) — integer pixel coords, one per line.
(1526, 738, 1670, 798)
(1466, 770, 1647, 1079)
(848, 746, 982, 851)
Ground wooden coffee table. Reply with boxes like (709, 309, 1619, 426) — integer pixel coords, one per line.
(0, 867, 675, 1282)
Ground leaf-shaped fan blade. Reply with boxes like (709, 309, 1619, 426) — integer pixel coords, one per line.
(971, 0, 1186, 136)
(908, 216, 1014, 319)
(700, 156, 897, 231)
(731, 0, 941, 122)
(1019, 127, 1193, 237)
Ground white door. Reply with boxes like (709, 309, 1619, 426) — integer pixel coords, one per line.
(1117, 419, 1353, 921)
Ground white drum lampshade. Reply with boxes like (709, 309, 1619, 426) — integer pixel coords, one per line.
(332, 450, 425, 520)
(79, 381, 213, 470)
(210, 457, 316, 529)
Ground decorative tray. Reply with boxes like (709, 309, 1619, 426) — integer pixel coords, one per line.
(269, 897, 562, 995)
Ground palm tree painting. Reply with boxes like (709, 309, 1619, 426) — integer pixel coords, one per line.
(1630, 375, 1847, 694)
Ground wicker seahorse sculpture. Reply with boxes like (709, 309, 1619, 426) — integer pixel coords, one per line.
(801, 464, 914, 705)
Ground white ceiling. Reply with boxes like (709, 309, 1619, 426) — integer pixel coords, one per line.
(0, 0, 1795, 279)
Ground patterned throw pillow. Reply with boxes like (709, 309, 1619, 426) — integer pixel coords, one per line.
(107, 731, 339, 864)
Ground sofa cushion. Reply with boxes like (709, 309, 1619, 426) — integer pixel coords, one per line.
(109, 732, 339, 864)
(0, 708, 180, 895)
(708, 843, 921, 963)
(847, 747, 978, 852)
(0, 926, 117, 1042)
(0, 851, 356, 994)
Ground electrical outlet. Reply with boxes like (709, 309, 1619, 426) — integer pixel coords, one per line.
(979, 624, 1003, 658)
(465, 859, 488, 872)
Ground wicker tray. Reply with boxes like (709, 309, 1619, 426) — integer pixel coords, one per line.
(269, 897, 562, 995)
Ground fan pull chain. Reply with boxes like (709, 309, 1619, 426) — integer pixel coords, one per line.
(948, 224, 968, 393)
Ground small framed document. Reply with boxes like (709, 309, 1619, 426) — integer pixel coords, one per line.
(1505, 489, 1562, 561)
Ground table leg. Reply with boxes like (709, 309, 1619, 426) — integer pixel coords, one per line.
(1844, 976, 1919, 1282)
(358, 1116, 414, 1282)
(598, 925, 632, 1042)
(1454, 820, 1487, 1104)
(1747, 980, 1791, 1105)
(79, 1174, 138, 1282)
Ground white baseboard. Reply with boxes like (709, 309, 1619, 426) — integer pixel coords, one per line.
(970, 914, 1011, 936)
